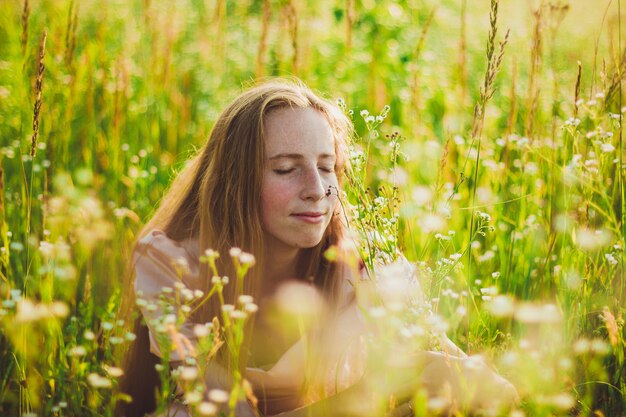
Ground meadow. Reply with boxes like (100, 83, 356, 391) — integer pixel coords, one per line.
(0, 0, 625, 415)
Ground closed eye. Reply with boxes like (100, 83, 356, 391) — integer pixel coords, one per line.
(273, 169, 295, 175)
(319, 166, 335, 173)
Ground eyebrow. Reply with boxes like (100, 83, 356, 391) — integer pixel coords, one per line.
(268, 153, 336, 161)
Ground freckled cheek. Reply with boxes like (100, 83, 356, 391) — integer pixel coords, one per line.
(260, 180, 299, 216)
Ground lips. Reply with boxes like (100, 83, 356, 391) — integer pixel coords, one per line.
(293, 212, 325, 217)
(291, 211, 327, 224)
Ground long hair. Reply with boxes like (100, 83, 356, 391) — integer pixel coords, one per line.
(116, 79, 354, 416)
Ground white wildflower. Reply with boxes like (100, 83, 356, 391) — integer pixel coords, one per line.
(163, 314, 177, 325)
(449, 253, 462, 261)
(197, 402, 218, 416)
(221, 304, 235, 313)
(194, 324, 210, 338)
(103, 365, 124, 378)
(239, 252, 256, 266)
(515, 303, 561, 324)
(238, 295, 254, 304)
(185, 391, 203, 404)
(601, 143, 615, 153)
(605, 253, 618, 266)
(244, 302, 259, 313)
(179, 366, 198, 381)
(68, 346, 87, 357)
(575, 228, 612, 251)
(87, 373, 112, 388)
(208, 389, 229, 403)
(487, 295, 515, 317)
(229, 310, 247, 320)
(419, 213, 446, 233)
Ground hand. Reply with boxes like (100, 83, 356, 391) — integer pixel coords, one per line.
(386, 400, 414, 417)
(414, 352, 519, 413)
(363, 351, 518, 415)
(233, 400, 259, 417)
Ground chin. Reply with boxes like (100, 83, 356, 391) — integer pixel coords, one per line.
(295, 240, 322, 249)
(294, 235, 325, 249)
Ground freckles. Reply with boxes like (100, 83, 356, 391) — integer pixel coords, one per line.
(262, 180, 295, 209)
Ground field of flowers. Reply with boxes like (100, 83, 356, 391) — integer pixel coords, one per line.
(0, 0, 625, 416)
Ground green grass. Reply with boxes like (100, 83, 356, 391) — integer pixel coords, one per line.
(0, 0, 624, 416)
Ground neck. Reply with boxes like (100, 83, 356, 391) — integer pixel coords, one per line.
(261, 237, 301, 297)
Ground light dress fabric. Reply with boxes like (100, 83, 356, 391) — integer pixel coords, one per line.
(133, 230, 367, 416)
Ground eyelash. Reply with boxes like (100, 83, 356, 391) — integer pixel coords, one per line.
(274, 169, 294, 175)
(273, 167, 335, 175)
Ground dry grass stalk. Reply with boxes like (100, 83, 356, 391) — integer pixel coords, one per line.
(434, 135, 451, 205)
(410, 7, 436, 137)
(601, 58, 608, 93)
(213, 0, 226, 73)
(471, 0, 509, 139)
(283, 0, 298, 75)
(604, 47, 626, 109)
(21, 0, 30, 56)
(214, 0, 226, 28)
(162, 8, 175, 85)
(524, 5, 543, 138)
(415, 8, 436, 65)
(601, 306, 619, 348)
(42, 159, 48, 232)
(256, 0, 271, 78)
(574, 61, 582, 118)
(0, 160, 4, 230)
(30, 31, 47, 159)
(64, 1, 79, 71)
(526, 88, 540, 139)
(345, 0, 355, 51)
(44, 121, 54, 196)
(64, 1, 74, 64)
(467, 0, 508, 305)
(506, 57, 517, 134)
(481, 31, 509, 104)
(589, 1, 612, 99)
(458, 0, 468, 106)
(143, 0, 152, 28)
(113, 58, 122, 133)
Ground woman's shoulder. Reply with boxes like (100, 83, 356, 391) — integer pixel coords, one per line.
(133, 229, 200, 295)
(135, 229, 199, 263)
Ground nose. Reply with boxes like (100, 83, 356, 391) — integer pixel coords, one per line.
(300, 167, 326, 201)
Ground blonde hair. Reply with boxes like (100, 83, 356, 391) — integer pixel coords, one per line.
(118, 79, 354, 416)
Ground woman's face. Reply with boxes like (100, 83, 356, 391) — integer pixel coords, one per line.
(260, 106, 339, 252)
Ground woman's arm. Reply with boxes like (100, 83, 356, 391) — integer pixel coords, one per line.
(271, 351, 518, 417)
(440, 334, 468, 358)
(268, 377, 369, 417)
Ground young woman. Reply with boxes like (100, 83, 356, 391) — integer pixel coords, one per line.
(117, 79, 517, 417)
